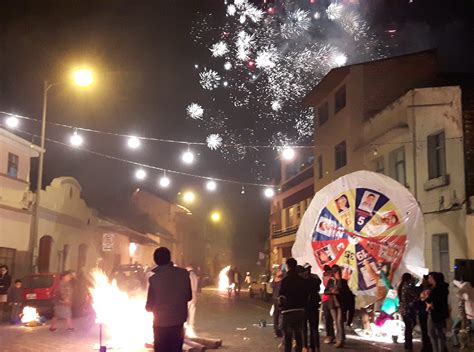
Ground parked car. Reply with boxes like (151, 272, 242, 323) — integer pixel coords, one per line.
(22, 273, 61, 318)
(249, 274, 272, 301)
(112, 264, 146, 291)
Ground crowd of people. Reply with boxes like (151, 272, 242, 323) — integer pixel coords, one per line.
(274, 259, 355, 352)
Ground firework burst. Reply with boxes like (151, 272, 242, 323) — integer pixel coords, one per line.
(199, 69, 221, 90)
(206, 134, 223, 150)
(186, 103, 204, 120)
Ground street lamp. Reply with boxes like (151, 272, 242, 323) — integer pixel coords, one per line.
(29, 68, 94, 272)
(210, 211, 221, 223)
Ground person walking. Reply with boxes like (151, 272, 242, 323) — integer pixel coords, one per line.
(324, 265, 350, 348)
(271, 268, 284, 338)
(301, 264, 322, 352)
(146, 247, 192, 352)
(418, 275, 433, 352)
(279, 258, 309, 352)
(50, 271, 74, 331)
(0, 265, 12, 321)
(425, 272, 449, 352)
(397, 273, 418, 351)
(186, 265, 199, 333)
(321, 265, 335, 344)
(7, 279, 23, 324)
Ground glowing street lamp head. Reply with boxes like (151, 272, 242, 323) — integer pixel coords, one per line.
(183, 191, 195, 204)
(182, 150, 195, 164)
(206, 180, 217, 192)
(5, 116, 19, 129)
(210, 211, 221, 223)
(281, 147, 295, 161)
(159, 175, 171, 188)
(264, 187, 275, 198)
(127, 136, 141, 149)
(70, 131, 84, 147)
(135, 168, 147, 181)
(73, 68, 94, 87)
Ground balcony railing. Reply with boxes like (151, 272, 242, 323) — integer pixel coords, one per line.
(272, 224, 299, 239)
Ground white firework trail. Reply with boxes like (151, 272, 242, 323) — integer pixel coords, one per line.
(271, 100, 282, 111)
(206, 134, 223, 150)
(210, 41, 229, 57)
(224, 61, 232, 70)
(227, 4, 236, 16)
(326, 2, 343, 20)
(281, 9, 311, 39)
(255, 47, 278, 69)
(199, 69, 221, 90)
(295, 109, 315, 138)
(186, 103, 204, 120)
(331, 52, 348, 67)
(235, 31, 254, 61)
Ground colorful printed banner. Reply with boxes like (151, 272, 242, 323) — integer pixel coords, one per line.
(292, 171, 425, 297)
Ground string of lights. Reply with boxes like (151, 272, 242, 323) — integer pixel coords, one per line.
(0, 111, 313, 150)
(12, 128, 276, 190)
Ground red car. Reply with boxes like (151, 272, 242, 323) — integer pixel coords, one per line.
(22, 273, 61, 318)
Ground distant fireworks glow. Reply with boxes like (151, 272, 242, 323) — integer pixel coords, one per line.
(190, 0, 385, 171)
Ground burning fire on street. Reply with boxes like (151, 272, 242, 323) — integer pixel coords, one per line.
(89, 270, 153, 350)
(218, 266, 231, 292)
(21, 306, 41, 327)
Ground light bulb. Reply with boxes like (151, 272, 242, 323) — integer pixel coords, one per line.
(135, 169, 147, 180)
(70, 131, 84, 147)
(128, 136, 141, 149)
(5, 116, 19, 129)
(182, 150, 195, 164)
(159, 176, 170, 188)
(282, 147, 295, 161)
(206, 180, 217, 191)
(264, 187, 275, 198)
(183, 191, 195, 204)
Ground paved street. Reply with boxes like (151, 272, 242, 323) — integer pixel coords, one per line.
(1, 288, 416, 352)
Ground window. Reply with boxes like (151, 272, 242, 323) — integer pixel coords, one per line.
(390, 147, 406, 185)
(317, 155, 323, 179)
(0, 247, 16, 276)
(69, 187, 73, 198)
(335, 141, 347, 170)
(7, 153, 19, 178)
(432, 234, 450, 281)
(373, 157, 385, 174)
(335, 85, 346, 113)
(427, 131, 446, 180)
(318, 102, 329, 126)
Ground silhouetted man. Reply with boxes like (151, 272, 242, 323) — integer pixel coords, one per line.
(279, 258, 309, 352)
(146, 247, 192, 352)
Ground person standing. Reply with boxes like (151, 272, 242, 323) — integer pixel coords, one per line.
(7, 279, 23, 324)
(271, 268, 284, 338)
(146, 247, 192, 352)
(324, 265, 349, 348)
(50, 271, 74, 331)
(321, 265, 335, 344)
(302, 264, 322, 352)
(279, 258, 309, 352)
(397, 273, 418, 351)
(0, 265, 12, 321)
(234, 267, 243, 297)
(425, 272, 449, 352)
(418, 275, 433, 352)
(186, 265, 199, 332)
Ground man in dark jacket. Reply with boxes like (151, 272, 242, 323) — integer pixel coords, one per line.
(279, 258, 309, 352)
(146, 247, 192, 352)
(425, 272, 449, 352)
(302, 264, 322, 352)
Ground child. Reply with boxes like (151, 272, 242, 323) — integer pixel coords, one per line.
(7, 279, 23, 324)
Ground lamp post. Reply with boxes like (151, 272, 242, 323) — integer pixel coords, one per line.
(29, 70, 94, 272)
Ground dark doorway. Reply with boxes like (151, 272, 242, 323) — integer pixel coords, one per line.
(38, 236, 52, 273)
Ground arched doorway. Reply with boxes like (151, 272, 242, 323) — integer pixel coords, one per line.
(38, 236, 53, 273)
(77, 244, 88, 271)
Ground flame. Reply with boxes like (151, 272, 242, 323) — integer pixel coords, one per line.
(89, 270, 153, 349)
(218, 266, 231, 291)
(21, 306, 39, 324)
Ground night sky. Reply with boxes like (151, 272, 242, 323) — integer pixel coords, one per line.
(1, 0, 473, 272)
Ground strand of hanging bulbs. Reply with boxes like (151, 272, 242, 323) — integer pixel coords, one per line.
(3, 115, 291, 199)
